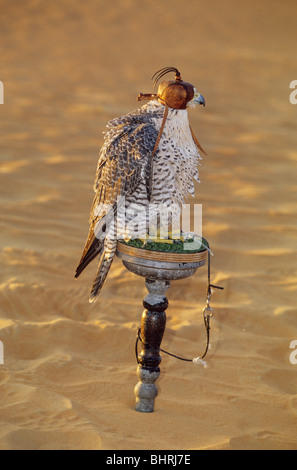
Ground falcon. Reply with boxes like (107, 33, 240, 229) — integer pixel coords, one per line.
(75, 67, 206, 303)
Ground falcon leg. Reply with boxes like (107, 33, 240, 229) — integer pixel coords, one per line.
(134, 279, 169, 413)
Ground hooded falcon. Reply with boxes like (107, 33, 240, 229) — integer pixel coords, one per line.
(75, 67, 206, 303)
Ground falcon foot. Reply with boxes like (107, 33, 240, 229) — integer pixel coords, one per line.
(142, 230, 183, 246)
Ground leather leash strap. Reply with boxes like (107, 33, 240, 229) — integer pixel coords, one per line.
(190, 126, 207, 156)
(151, 104, 169, 159)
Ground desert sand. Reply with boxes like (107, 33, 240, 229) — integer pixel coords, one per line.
(0, 0, 297, 450)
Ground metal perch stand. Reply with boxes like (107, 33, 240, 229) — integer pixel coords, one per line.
(116, 242, 208, 413)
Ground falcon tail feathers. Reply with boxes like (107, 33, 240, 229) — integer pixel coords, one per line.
(75, 213, 110, 279)
(75, 238, 104, 279)
(89, 243, 117, 303)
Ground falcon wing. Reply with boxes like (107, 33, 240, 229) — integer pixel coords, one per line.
(75, 118, 158, 279)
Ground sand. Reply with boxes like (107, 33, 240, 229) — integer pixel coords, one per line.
(0, 0, 297, 450)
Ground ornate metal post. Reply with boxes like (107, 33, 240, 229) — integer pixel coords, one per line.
(116, 240, 208, 413)
(134, 279, 169, 413)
